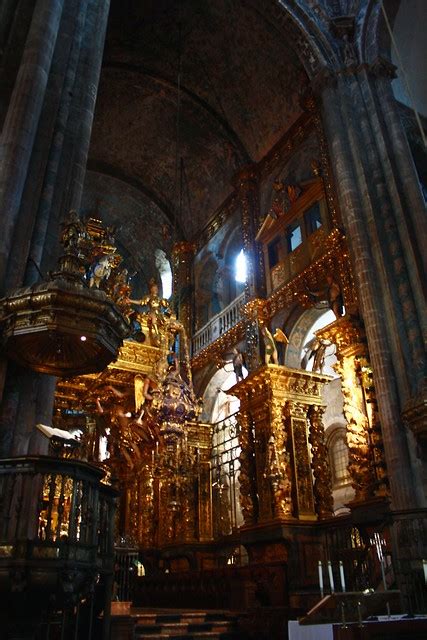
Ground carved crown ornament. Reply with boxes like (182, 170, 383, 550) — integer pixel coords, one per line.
(229, 363, 331, 406)
(0, 211, 130, 376)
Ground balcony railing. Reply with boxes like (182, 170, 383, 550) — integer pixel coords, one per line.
(192, 292, 245, 356)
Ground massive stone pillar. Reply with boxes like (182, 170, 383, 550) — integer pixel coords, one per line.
(0, 0, 111, 457)
(314, 38, 426, 607)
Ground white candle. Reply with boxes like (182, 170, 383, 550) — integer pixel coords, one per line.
(328, 560, 335, 593)
(423, 559, 427, 585)
(380, 556, 387, 591)
(318, 561, 324, 597)
(339, 560, 346, 592)
(357, 600, 363, 625)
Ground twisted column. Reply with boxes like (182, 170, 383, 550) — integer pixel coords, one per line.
(172, 241, 195, 339)
(308, 405, 334, 518)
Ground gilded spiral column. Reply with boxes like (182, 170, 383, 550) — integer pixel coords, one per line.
(238, 410, 258, 525)
(268, 398, 293, 519)
(233, 165, 265, 371)
(308, 405, 334, 518)
(172, 241, 195, 339)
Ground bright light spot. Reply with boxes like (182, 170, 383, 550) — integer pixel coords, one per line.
(125, 412, 132, 418)
(155, 249, 173, 299)
(235, 249, 247, 283)
(80, 336, 87, 342)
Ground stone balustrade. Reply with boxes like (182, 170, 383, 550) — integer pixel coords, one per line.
(192, 293, 245, 355)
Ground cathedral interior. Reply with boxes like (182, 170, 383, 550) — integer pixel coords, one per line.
(0, 1, 426, 639)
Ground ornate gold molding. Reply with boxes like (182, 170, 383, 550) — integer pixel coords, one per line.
(233, 364, 330, 524)
(317, 316, 388, 502)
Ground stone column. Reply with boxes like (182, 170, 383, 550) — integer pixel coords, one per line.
(0, 0, 65, 294)
(315, 62, 426, 512)
(172, 241, 195, 338)
(0, 0, 111, 457)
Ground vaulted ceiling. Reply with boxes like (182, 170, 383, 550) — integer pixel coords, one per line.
(85, 0, 309, 271)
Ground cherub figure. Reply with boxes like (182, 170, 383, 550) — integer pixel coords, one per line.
(88, 254, 115, 288)
(261, 325, 279, 365)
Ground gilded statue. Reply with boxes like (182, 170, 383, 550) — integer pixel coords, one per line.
(232, 348, 245, 383)
(129, 278, 171, 346)
(307, 274, 344, 319)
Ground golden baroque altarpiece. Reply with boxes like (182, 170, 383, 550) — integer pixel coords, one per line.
(51, 108, 387, 552)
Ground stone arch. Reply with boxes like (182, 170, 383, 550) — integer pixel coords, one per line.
(256, 0, 338, 75)
(194, 252, 219, 328)
(285, 306, 328, 369)
(200, 364, 243, 424)
(359, 0, 393, 64)
(216, 226, 245, 305)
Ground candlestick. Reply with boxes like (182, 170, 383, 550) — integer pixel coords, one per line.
(357, 601, 363, 627)
(339, 560, 346, 592)
(380, 556, 387, 591)
(327, 560, 335, 593)
(423, 559, 427, 585)
(156, 440, 159, 455)
(318, 561, 324, 597)
(340, 601, 348, 629)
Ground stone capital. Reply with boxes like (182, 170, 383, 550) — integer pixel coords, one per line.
(368, 56, 397, 80)
(310, 66, 338, 96)
(232, 164, 259, 190)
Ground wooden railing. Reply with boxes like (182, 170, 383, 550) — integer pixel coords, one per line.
(0, 456, 118, 638)
(192, 292, 245, 355)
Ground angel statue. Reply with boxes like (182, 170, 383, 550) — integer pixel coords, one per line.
(129, 278, 171, 346)
(261, 325, 279, 365)
(88, 254, 116, 289)
(306, 274, 344, 320)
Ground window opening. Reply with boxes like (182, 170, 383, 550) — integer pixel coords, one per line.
(304, 202, 322, 235)
(235, 249, 247, 283)
(286, 222, 302, 252)
(155, 249, 172, 299)
(268, 237, 282, 267)
(331, 434, 350, 486)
